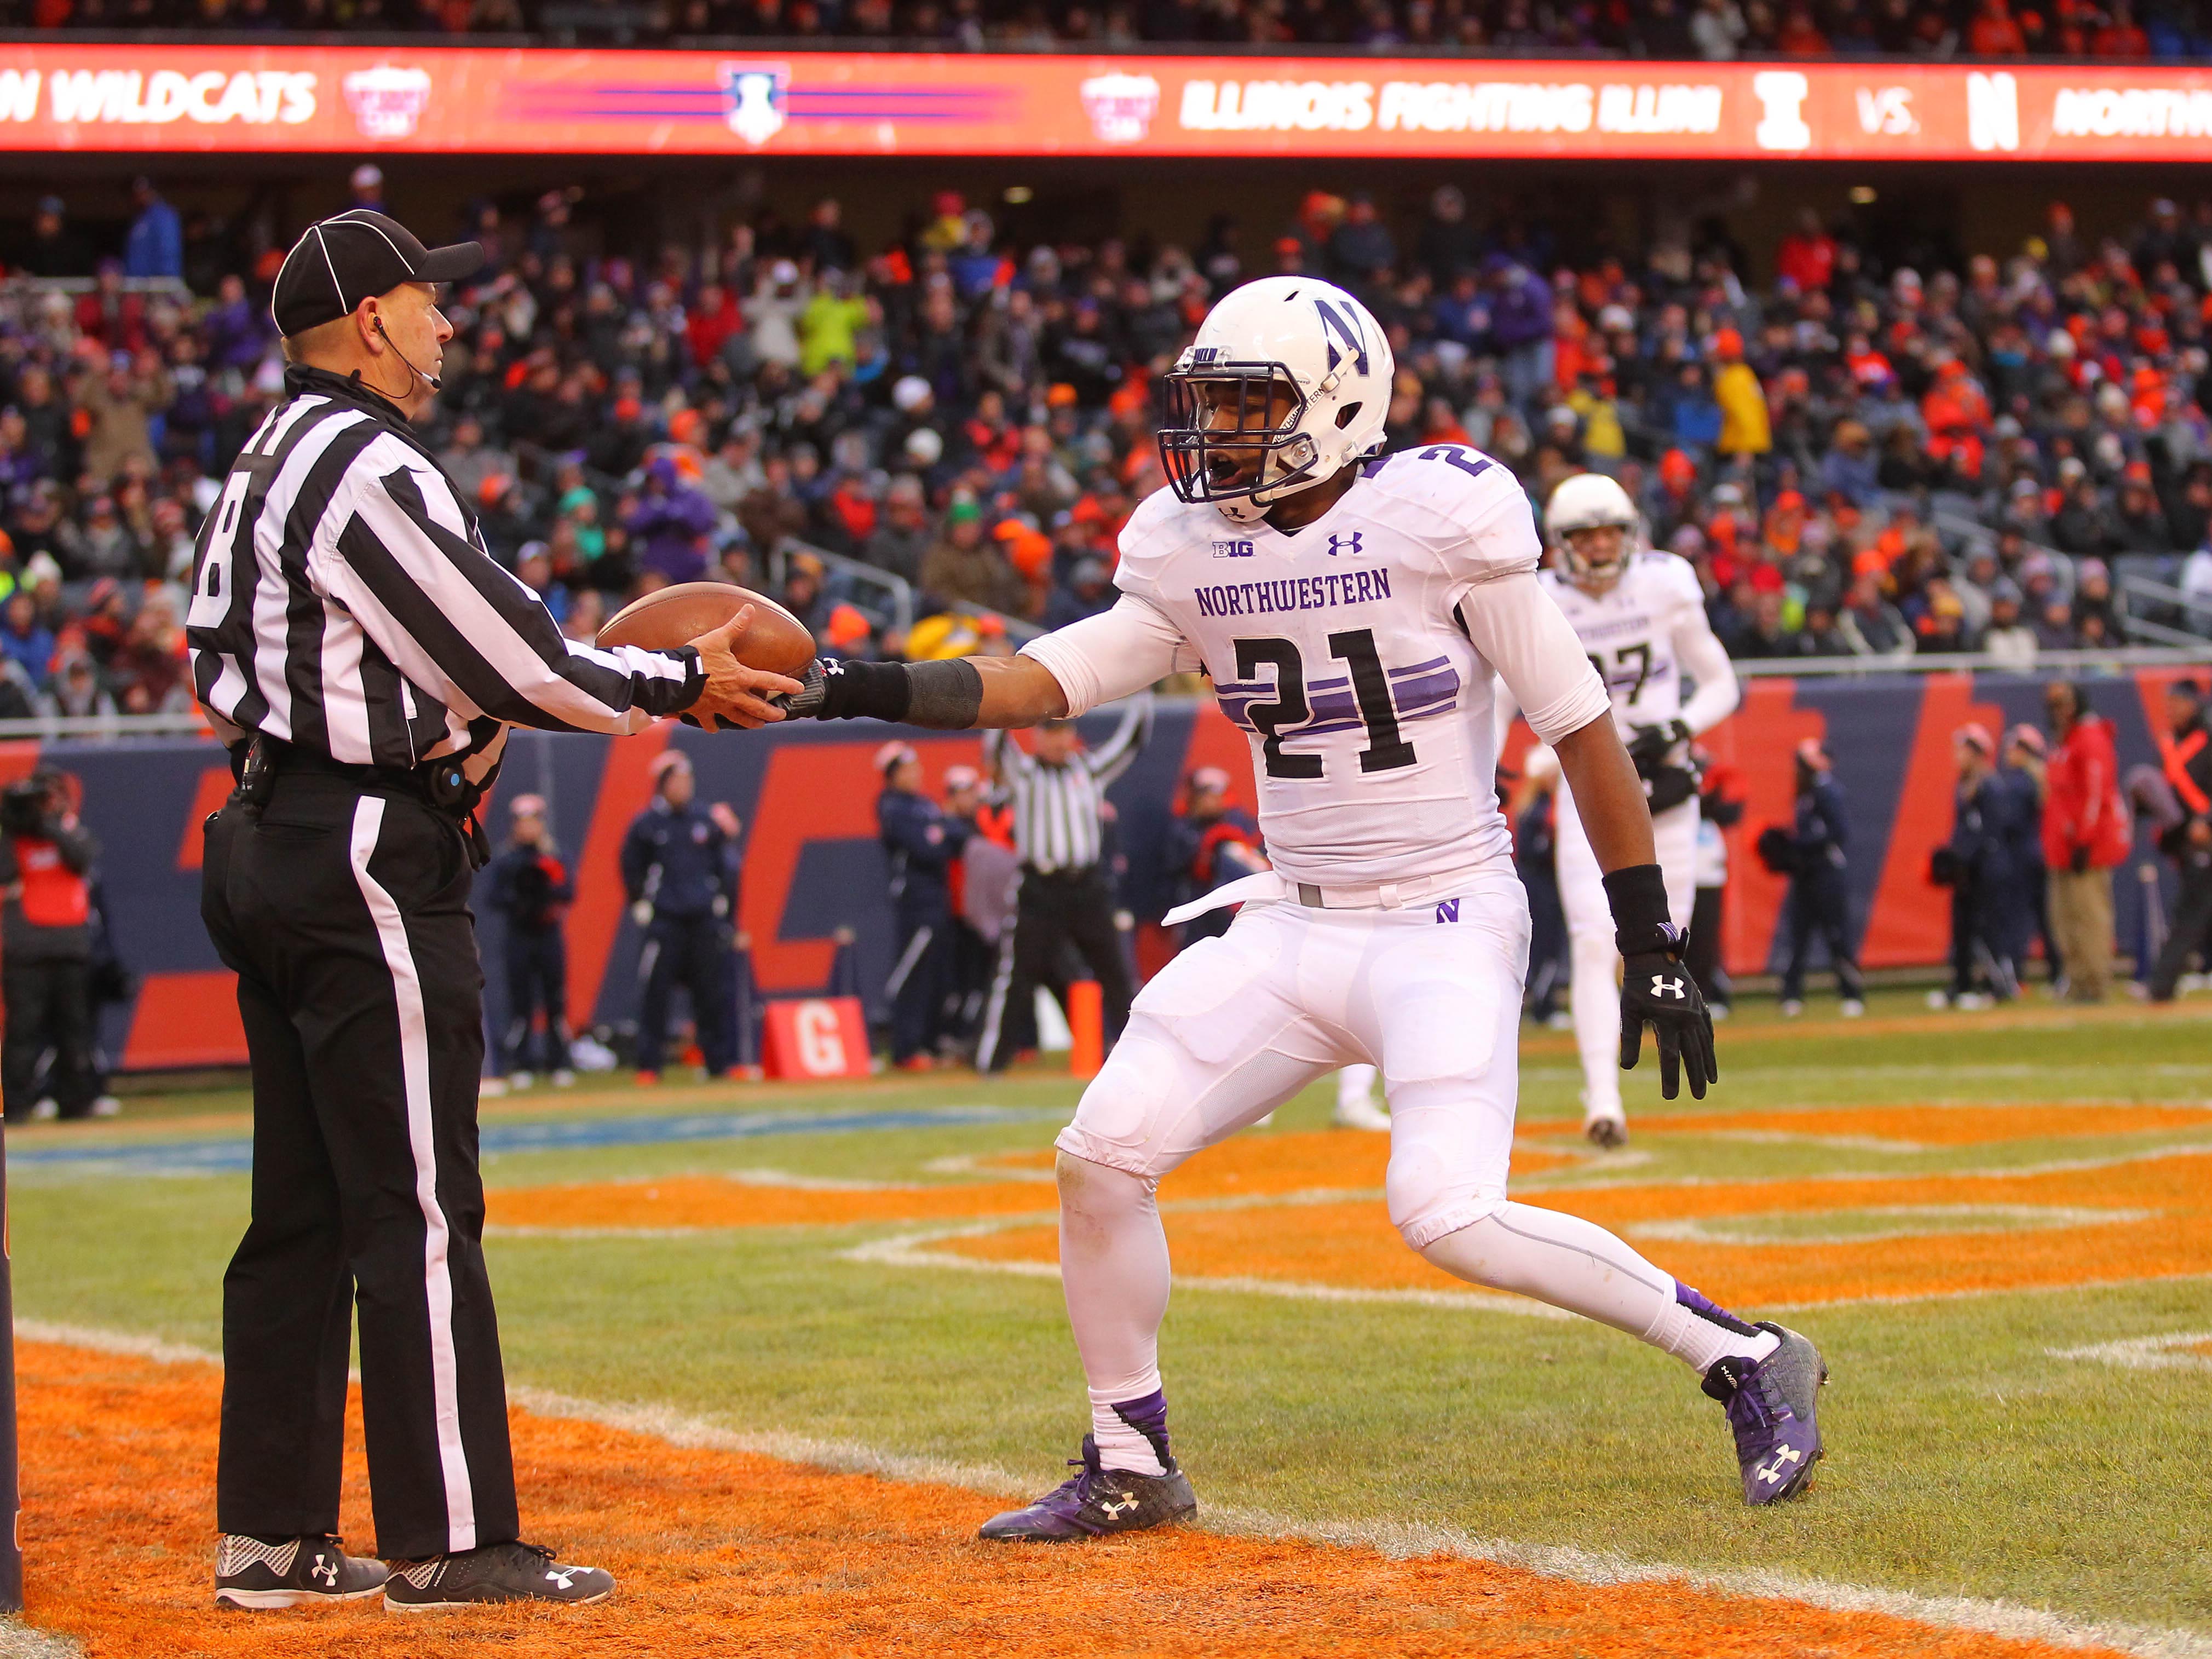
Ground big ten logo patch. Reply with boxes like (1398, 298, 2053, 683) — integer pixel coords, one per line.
(1212, 539, 1255, 558)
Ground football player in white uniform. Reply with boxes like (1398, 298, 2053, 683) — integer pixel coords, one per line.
(785, 278, 1824, 1534)
(1510, 474, 1739, 1149)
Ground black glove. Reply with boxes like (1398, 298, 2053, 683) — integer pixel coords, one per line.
(1754, 825, 1798, 876)
(1626, 719, 1690, 777)
(780, 658, 834, 717)
(1928, 845, 1960, 888)
(2069, 844, 2091, 875)
(1605, 864, 1716, 1101)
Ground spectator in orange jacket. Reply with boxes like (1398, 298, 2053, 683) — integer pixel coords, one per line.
(2041, 680, 2130, 1001)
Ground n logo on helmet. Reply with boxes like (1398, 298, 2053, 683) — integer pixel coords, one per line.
(1313, 297, 1369, 377)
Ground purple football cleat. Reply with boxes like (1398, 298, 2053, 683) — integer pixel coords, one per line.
(1703, 1321, 1828, 1504)
(977, 1435, 1197, 1542)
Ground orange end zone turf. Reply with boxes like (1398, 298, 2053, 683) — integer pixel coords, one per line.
(14, 1339, 2131, 1659)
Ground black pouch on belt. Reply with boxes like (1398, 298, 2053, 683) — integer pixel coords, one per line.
(418, 756, 493, 871)
(233, 734, 278, 814)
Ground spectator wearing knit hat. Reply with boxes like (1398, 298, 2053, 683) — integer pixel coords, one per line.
(921, 499, 1024, 614)
(1933, 723, 2031, 1007)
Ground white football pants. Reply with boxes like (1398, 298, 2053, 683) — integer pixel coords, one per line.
(1054, 877, 1743, 1461)
(1553, 788, 1699, 1122)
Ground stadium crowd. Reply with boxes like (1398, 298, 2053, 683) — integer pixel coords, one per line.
(3, 175, 2212, 719)
(9, 0, 2210, 59)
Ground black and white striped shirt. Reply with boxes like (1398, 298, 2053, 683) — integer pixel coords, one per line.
(187, 366, 702, 770)
(983, 698, 1153, 874)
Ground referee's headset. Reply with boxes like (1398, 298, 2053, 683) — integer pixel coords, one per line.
(370, 315, 442, 391)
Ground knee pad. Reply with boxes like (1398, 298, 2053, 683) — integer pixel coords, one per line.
(1056, 1151, 1158, 1225)
(1381, 1076, 1510, 1251)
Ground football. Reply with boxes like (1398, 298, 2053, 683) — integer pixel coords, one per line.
(595, 581, 817, 675)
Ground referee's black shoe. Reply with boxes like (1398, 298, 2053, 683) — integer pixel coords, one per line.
(383, 1540, 614, 1609)
(214, 1534, 388, 1609)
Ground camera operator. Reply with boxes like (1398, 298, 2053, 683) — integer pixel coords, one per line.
(0, 767, 102, 1122)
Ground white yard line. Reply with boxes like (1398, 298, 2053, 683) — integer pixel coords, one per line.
(838, 1224, 1576, 1318)
(2048, 1332, 2212, 1372)
(16, 1317, 2202, 1659)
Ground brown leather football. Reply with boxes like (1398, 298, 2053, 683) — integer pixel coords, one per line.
(595, 581, 816, 674)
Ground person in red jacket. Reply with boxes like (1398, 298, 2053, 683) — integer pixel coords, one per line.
(2041, 680, 2131, 1001)
(0, 767, 100, 1121)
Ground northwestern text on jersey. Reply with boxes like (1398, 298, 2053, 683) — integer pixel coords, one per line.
(1193, 568, 1393, 619)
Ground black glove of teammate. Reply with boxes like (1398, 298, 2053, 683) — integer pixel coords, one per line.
(1625, 718, 1691, 777)
(1604, 863, 1716, 1101)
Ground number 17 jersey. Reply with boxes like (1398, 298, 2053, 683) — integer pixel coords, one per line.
(1108, 444, 1607, 889)
(1536, 551, 1707, 735)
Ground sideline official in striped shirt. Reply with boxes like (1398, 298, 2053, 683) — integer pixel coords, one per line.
(192, 210, 800, 1614)
(975, 696, 1153, 1072)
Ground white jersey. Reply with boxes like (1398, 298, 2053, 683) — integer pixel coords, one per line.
(1538, 550, 1712, 736)
(1022, 444, 1609, 889)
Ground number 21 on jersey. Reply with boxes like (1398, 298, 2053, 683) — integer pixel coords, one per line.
(1232, 629, 1417, 780)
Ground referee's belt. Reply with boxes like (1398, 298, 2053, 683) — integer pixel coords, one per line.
(246, 739, 494, 866)
(1019, 862, 1102, 882)
(1161, 861, 1494, 926)
(253, 740, 473, 812)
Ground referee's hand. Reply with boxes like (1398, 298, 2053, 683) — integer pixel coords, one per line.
(683, 607, 806, 731)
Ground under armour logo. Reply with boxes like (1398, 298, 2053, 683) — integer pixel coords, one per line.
(1326, 531, 1364, 557)
(1650, 975, 1686, 1000)
(1099, 1493, 1139, 1518)
(545, 1566, 583, 1588)
(310, 1555, 337, 1586)
(1756, 1444, 1805, 1484)
(1435, 898, 1460, 924)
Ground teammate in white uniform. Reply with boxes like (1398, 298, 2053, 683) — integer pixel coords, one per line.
(1512, 475, 1739, 1148)
(784, 278, 1825, 1531)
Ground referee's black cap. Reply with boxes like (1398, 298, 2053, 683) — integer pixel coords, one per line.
(272, 210, 485, 338)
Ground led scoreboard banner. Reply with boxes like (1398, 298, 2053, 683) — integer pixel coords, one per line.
(0, 45, 2209, 159)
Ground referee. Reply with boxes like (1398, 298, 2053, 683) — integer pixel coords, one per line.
(189, 210, 797, 1611)
(975, 697, 1151, 1072)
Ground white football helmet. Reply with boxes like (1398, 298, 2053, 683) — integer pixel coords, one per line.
(1159, 276, 1394, 526)
(1544, 472, 1643, 592)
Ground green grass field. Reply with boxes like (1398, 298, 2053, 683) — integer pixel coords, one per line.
(14, 989, 2212, 1648)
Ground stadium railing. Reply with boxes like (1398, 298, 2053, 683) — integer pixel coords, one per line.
(1732, 644, 2212, 678)
(0, 275, 193, 303)
(767, 541, 916, 641)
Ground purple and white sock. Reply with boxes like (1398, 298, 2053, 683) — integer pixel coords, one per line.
(1090, 1383, 1171, 1477)
(1646, 1283, 1781, 1373)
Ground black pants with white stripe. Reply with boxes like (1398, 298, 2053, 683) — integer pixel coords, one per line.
(976, 866, 1133, 1073)
(202, 774, 519, 1560)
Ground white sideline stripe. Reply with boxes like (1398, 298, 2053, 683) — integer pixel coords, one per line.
(2048, 1332, 2212, 1372)
(0, 1619, 78, 1659)
(349, 797, 476, 1554)
(14, 1318, 2210, 1659)
(18, 1321, 218, 1366)
(510, 1167, 927, 1195)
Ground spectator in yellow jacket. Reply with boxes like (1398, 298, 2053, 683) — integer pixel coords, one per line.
(1712, 329, 1771, 458)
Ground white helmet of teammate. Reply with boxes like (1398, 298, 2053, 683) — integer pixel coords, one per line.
(1545, 472, 1643, 592)
(1159, 276, 1394, 526)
